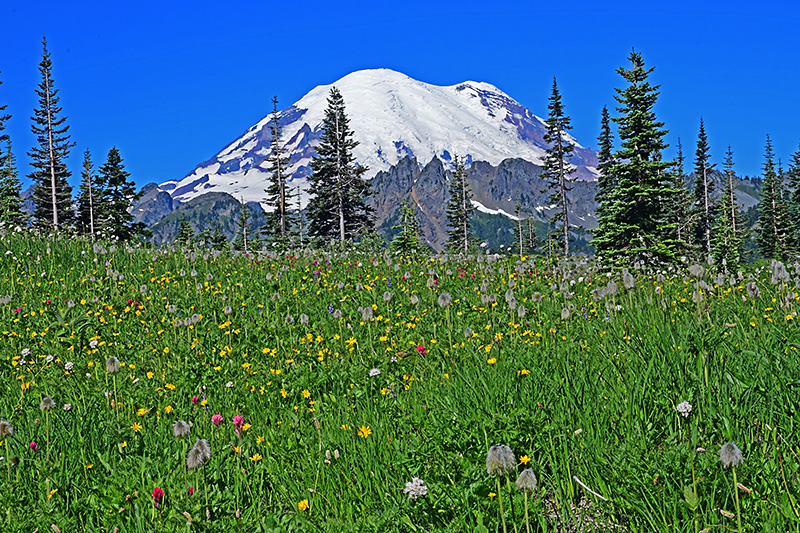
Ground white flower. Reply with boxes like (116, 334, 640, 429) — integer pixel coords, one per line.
(45, 355, 54, 363)
(404, 477, 428, 500)
(63, 403, 72, 411)
(64, 362, 74, 371)
(676, 401, 692, 418)
(226, 381, 234, 388)
(369, 368, 381, 377)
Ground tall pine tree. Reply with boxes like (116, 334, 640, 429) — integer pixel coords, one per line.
(755, 135, 791, 260)
(592, 50, 676, 266)
(306, 87, 373, 243)
(389, 199, 428, 256)
(445, 155, 475, 253)
(261, 96, 292, 250)
(232, 197, 258, 252)
(28, 38, 74, 230)
(711, 147, 745, 266)
(95, 147, 144, 240)
(691, 118, 715, 259)
(661, 138, 692, 250)
(0, 140, 27, 228)
(76, 149, 100, 237)
(786, 142, 800, 254)
(541, 77, 576, 256)
(174, 213, 194, 248)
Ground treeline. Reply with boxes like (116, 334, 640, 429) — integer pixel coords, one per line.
(2, 42, 799, 265)
(0, 39, 145, 240)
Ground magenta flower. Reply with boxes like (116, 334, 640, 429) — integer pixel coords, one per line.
(191, 396, 199, 405)
(416, 345, 427, 355)
(211, 414, 223, 427)
(233, 415, 244, 430)
(152, 487, 164, 508)
(29, 441, 38, 451)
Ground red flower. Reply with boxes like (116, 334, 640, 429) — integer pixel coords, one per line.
(152, 487, 164, 507)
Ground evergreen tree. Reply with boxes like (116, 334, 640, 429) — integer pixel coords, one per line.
(755, 135, 791, 260)
(389, 198, 428, 256)
(593, 105, 615, 226)
(691, 118, 716, 259)
(306, 87, 373, 243)
(541, 77, 576, 256)
(210, 223, 229, 251)
(261, 96, 292, 250)
(445, 155, 475, 253)
(592, 50, 676, 266)
(0, 139, 28, 228)
(95, 147, 144, 240)
(174, 213, 194, 248)
(28, 38, 75, 230)
(661, 138, 692, 250)
(232, 198, 258, 252)
(711, 147, 746, 266)
(786, 141, 800, 253)
(75, 149, 100, 237)
(198, 225, 212, 247)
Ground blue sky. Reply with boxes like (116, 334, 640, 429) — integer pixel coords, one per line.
(2, 0, 798, 189)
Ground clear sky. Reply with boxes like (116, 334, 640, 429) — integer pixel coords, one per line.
(2, 0, 798, 190)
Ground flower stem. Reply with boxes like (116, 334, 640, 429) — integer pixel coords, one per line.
(733, 466, 742, 533)
(497, 477, 508, 533)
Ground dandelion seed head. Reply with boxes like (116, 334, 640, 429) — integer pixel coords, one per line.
(39, 396, 55, 412)
(0, 420, 13, 438)
(720, 441, 743, 469)
(106, 356, 121, 374)
(515, 468, 538, 493)
(486, 444, 515, 476)
(173, 420, 191, 439)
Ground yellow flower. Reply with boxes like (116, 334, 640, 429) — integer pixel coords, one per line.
(787, 314, 795, 321)
(84, 463, 93, 469)
(233, 446, 240, 453)
(137, 408, 149, 417)
(298, 499, 309, 511)
(380, 388, 391, 395)
(518, 369, 530, 376)
(302, 389, 311, 399)
(164, 405, 173, 414)
(520, 455, 531, 465)
(489, 492, 496, 498)
(250, 453, 262, 462)
(281, 388, 288, 399)
(358, 425, 372, 438)
(256, 436, 264, 444)
(146, 371, 154, 379)
(242, 423, 252, 432)
(487, 358, 497, 365)
(48, 488, 58, 499)
(119, 441, 127, 449)
(131, 422, 142, 432)
(163, 347, 170, 354)
(165, 383, 176, 390)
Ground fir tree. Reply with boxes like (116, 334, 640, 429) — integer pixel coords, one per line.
(75, 149, 100, 237)
(210, 223, 229, 251)
(593, 105, 615, 225)
(661, 138, 692, 251)
(755, 135, 791, 260)
(28, 38, 75, 230)
(95, 147, 144, 240)
(691, 118, 716, 259)
(541, 77, 576, 256)
(592, 50, 676, 266)
(786, 141, 800, 253)
(445, 155, 475, 253)
(261, 96, 292, 250)
(0, 140, 28, 229)
(711, 146, 745, 266)
(306, 87, 373, 243)
(232, 198, 258, 252)
(389, 198, 428, 257)
(174, 213, 194, 248)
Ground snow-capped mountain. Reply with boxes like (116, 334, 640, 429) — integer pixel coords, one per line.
(159, 69, 597, 206)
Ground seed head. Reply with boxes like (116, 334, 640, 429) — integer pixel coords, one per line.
(720, 441, 743, 469)
(40, 396, 56, 411)
(486, 444, 515, 476)
(0, 420, 13, 438)
(106, 356, 121, 375)
(676, 401, 692, 418)
(438, 292, 452, 308)
(515, 468, 538, 493)
(403, 477, 428, 500)
(173, 420, 191, 439)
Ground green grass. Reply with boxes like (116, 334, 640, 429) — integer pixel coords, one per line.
(1, 235, 799, 532)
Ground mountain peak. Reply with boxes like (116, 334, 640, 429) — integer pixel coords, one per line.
(160, 69, 597, 206)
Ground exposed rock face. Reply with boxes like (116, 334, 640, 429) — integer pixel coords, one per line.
(131, 183, 174, 226)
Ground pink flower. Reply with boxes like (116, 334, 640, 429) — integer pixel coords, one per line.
(127, 299, 134, 305)
(211, 414, 223, 426)
(188, 487, 194, 496)
(233, 415, 244, 430)
(191, 396, 199, 405)
(152, 487, 164, 507)
(13, 308, 21, 313)
(416, 345, 427, 355)
(29, 441, 38, 451)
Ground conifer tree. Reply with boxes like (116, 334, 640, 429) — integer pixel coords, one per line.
(306, 87, 373, 243)
(210, 223, 229, 251)
(232, 198, 258, 252)
(755, 135, 791, 260)
(661, 139, 692, 249)
(262, 96, 292, 250)
(75, 149, 100, 237)
(0, 140, 28, 228)
(786, 142, 800, 253)
(541, 77, 576, 256)
(711, 147, 746, 266)
(95, 147, 144, 240)
(174, 213, 194, 248)
(692, 118, 716, 259)
(593, 105, 615, 225)
(592, 50, 676, 266)
(445, 155, 475, 253)
(28, 39, 75, 230)
(390, 198, 428, 256)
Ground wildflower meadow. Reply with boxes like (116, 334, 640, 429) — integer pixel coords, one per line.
(1, 236, 800, 532)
